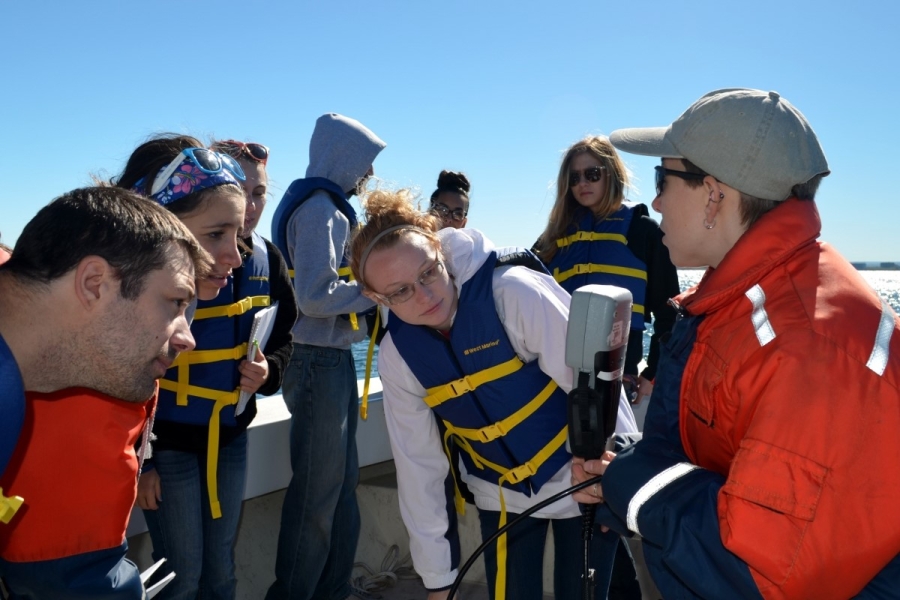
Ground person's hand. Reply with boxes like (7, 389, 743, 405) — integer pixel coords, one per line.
(427, 590, 454, 600)
(136, 469, 162, 510)
(238, 345, 269, 394)
(633, 376, 654, 405)
(570, 451, 616, 505)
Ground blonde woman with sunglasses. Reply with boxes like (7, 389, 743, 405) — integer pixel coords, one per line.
(349, 189, 637, 600)
(534, 136, 679, 408)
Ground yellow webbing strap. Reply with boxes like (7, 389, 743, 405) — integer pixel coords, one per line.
(442, 425, 568, 600)
(360, 309, 381, 420)
(553, 263, 648, 285)
(288, 267, 360, 328)
(339, 266, 361, 331)
(450, 380, 558, 443)
(424, 357, 524, 409)
(193, 295, 270, 320)
(158, 379, 239, 520)
(168, 343, 248, 406)
(493, 426, 568, 600)
(555, 231, 627, 249)
(0, 488, 24, 524)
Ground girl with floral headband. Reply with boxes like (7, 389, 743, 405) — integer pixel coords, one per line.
(115, 133, 270, 599)
(349, 188, 637, 600)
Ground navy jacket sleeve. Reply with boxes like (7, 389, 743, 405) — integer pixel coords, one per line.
(601, 436, 762, 600)
(0, 542, 145, 599)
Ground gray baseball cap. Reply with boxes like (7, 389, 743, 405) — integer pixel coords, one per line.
(609, 88, 830, 201)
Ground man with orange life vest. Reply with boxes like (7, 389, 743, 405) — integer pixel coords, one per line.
(266, 113, 386, 600)
(0, 187, 210, 598)
(572, 89, 900, 598)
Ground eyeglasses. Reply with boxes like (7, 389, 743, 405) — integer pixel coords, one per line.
(431, 203, 466, 222)
(151, 148, 246, 197)
(211, 140, 270, 164)
(568, 166, 604, 187)
(654, 166, 707, 196)
(371, 260, 445, 305)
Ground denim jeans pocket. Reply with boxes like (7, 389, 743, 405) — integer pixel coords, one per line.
(310, 348, 342, 370)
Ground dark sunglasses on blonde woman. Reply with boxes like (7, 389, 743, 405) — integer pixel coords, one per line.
(568, 166, 604, 187)
(211, 140, 270, 164)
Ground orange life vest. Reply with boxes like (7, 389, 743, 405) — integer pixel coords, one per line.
(0, 387, 153, 562)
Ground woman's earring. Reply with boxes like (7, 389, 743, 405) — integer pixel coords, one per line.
(704, 218, 716, 230)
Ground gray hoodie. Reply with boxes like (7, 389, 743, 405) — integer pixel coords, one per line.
(286, 114, 386, 348)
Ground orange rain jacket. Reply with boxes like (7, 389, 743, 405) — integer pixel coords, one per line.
(602, 199, 900, 599)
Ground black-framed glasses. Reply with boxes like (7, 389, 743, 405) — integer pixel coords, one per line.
(654, 166, 707, 196)
(431, 203, 466, 222)
(372, 260, 445, 305)
(568, 166, 604, 187)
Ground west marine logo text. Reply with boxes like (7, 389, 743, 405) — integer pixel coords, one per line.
(463, 339, 500, 356)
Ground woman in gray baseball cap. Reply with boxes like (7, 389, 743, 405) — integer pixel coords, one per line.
(571, 88, 900, 599)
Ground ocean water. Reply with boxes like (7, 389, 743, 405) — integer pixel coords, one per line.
(351, 270, 900, 379)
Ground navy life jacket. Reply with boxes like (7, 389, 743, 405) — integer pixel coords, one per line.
(271, 176, 364, 330)
(157, 231, 270, 518)
(547, 203, 648, 330)
(388, 250, 569, 498)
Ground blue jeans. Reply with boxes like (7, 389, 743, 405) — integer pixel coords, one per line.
(266, 344, 360, 600)
(143, 431, 248, 600)
(478, 510, 619, 600)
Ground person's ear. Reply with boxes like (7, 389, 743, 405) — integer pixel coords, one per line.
(73, 256, 116, 310)
(361, 288, 386, 306)
(704, 176, 725, 222)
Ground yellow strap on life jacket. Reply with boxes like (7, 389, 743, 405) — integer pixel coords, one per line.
(493, 426, 568, 600)
(443, 425, 567, 600)
(0, 488, 24, 524)
(193, 295, 270, 320)
(338, 266, 361, 331)
(168, 343, 248, 406)
(553, 262, 648, 285)
(450, 380, 558, 443)
(555, 231, 627, 249)
(288, 267, 361, 329)
(157, 379, 240, 520)
(423, 357, 524, 408)
(360, 309, 381, 421)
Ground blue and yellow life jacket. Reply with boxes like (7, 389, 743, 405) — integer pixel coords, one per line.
(0, 334, 25, 525)
(387, 252, 570, 504)
(547, 203, 648, 330)
(271, 177, 363, 330)
(157, 231, 270, 518)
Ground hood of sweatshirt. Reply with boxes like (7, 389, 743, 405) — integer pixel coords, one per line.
(439, 227, 495, 289)
(305, 113, 386, 194)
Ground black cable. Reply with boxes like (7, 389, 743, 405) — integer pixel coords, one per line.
(445, 474, 603, 599)
(582, 503, 597, 600)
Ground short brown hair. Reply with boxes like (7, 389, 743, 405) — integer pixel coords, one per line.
(5, 187, 212, 299)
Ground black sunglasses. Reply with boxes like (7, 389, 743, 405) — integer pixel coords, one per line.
(568, 166, 604, 187)
(654, 166, 707, 196)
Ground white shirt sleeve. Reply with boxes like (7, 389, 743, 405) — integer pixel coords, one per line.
(377, 335, 459, 590)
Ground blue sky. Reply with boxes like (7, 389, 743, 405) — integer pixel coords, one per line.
(2, 0, 898, 261)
